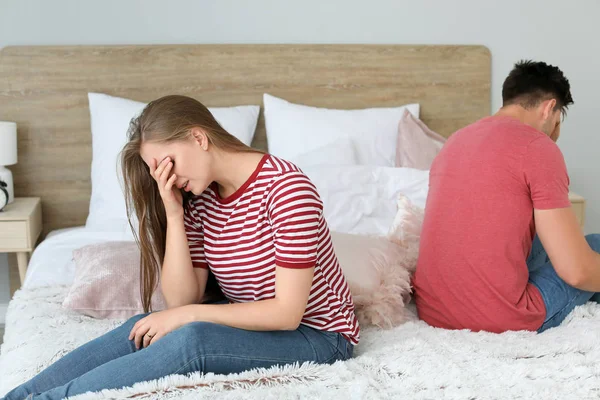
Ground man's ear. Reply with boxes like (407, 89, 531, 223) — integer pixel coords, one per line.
(190, 128, 209, 151)
(541, 99, 557, 121)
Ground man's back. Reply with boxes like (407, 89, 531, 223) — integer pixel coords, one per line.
(413, 115, 570, 332)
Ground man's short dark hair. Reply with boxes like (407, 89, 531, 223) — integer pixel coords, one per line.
(502, 60, 574, 115)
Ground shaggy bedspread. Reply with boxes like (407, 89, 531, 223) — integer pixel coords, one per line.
(1, 286, 600, 400)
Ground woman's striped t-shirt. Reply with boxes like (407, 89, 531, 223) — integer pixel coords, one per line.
(183, 154, 360, 345)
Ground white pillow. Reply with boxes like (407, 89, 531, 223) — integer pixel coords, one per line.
(86, 93, 260, 232)
(300, 164, 429, 236)
(292, 137, 358, 168)
(264, 93, 419, 167)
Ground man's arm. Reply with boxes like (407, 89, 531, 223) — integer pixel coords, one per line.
(535, 207, 600, 291)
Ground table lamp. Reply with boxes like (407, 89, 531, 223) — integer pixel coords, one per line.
(0, 121, 17, 204)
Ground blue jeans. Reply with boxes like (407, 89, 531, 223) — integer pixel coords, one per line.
(528, 234, 600, 332)
(2, 311, 353, 400)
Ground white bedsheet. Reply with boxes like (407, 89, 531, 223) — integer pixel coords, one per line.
(24, 227, 133, 288)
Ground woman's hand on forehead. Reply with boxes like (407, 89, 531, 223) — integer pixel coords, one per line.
(149, 156, 173, 175)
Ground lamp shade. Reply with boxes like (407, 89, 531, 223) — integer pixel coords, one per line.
(0, 121, 17, 166)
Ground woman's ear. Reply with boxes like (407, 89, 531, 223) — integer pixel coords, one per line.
(190, 128, 209, 151)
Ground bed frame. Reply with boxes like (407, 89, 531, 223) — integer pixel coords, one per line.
(0, 44, 491, 236)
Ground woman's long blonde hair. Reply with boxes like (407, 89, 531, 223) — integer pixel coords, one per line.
(121, 95, 262, 312)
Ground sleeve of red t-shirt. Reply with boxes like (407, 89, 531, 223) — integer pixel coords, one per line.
(183, 200, 208, 269)
(267, 172, 323, 269)
(523, 137, 571, 210)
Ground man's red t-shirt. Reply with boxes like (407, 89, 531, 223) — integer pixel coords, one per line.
(413, 116, 571, 332)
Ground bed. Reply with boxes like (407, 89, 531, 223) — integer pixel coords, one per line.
(3, 44, 598, 400)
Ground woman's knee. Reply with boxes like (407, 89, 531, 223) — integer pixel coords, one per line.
(121, 313, 151, 331)
(585, 234, 600, 252)
(168, 322, 217, 347)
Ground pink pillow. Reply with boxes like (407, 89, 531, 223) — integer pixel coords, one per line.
(331, 195, 425, 329)
(395, 109, 446, 169)
(63, 241, 166, 319)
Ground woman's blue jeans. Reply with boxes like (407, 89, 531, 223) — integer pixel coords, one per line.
(2, 311, 353, 400)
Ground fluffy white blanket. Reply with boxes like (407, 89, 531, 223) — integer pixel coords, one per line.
(1, 286, 600, 400)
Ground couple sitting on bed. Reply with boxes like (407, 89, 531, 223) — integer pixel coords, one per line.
(3, 60, 600, 400)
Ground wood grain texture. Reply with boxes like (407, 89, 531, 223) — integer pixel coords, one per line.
(569, 192, 586, 230)
(0, 45, 491, 236)
(8, 254, 20, 298)
(0, 198, 42, 251)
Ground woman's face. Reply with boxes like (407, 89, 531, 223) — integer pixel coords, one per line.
(140, 133, 212, 196)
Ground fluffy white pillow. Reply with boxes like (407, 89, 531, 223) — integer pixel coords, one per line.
(332, 232, 412, 329)
(86, 93, 261, 232)
(300, 164, 429, 236)
(264, 93, 419, 167)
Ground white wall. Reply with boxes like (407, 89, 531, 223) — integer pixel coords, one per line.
(0, 0, 599, 299)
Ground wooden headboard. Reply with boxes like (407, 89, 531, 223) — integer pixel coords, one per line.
(0, 44, 491, 236)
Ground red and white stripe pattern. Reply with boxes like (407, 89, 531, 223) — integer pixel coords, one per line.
(183, 155, 359, 345)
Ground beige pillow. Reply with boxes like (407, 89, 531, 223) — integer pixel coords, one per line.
(63, 241, 166, 319)
(395, 109, 446, 170)
(332, 195, 425, 329)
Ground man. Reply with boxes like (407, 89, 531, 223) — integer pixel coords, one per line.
(413, 60, 600, 333)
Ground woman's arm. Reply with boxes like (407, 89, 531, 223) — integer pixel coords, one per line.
(148, 157, 207, 308)
(130, 266, 312, 348)
(161, 215, 207, 308)
(182, 266, 314, 331)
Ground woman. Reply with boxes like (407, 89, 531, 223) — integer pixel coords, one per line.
(2, 95, 359, 400)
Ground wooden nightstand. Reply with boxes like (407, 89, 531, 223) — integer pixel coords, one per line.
(569, 192, 586, 230)
(0, 197, 42, 285)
